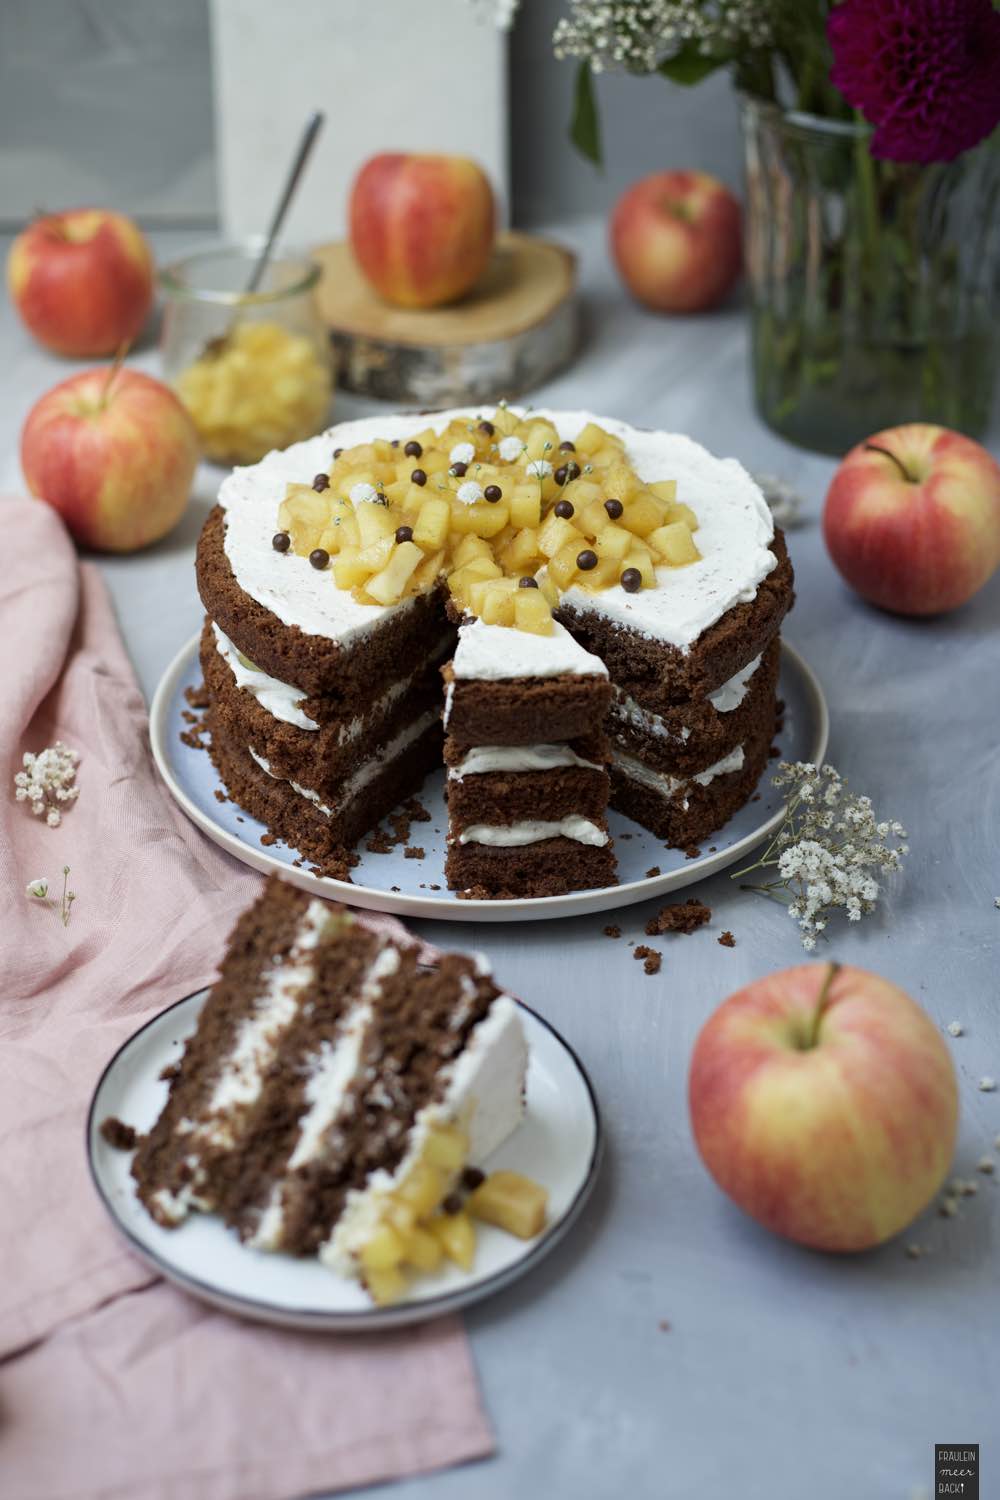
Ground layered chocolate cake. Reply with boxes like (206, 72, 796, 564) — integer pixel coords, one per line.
(195, 406, 793, 894)
(130, 876, 532, 1303)
(443, 618, 615, 898)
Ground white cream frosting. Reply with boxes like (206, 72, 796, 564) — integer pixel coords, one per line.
(449, 743, 603, 779)
(213, 624, 318, 731)
(151, 900, 333, 1226)
(708, 653, 762, 713)
(321, 994, 528, 1275)
(458, 815, 609, 847)
(452, 617, 607, 681)
(219, 407, 775, 652)
(249, 706, 438, 818)
(612, 743, 745, 801)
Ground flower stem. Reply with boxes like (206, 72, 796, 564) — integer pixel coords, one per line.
(805, 961, 840, 1049)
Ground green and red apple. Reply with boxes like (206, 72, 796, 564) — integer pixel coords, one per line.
(610, 170, 742, 314)
(689, 963, 958, 1252)
(21, 366, 199, 553)
(349, 153, 496, 309)
(7, 209, 154, 357)
(823, 424, 1000, 615)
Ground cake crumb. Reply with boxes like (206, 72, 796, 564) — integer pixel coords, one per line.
(404, 797, 432, 823)
(646, 898, 711, 937)
(365, 829, 394, 854)
(634, 944, 662, 975)
(718, 930, 736, 948)
(100, 1117, 137, 1151)
(213, 788, 227, 804)
(603, 924, 622, 939)
(184, 681, 209, 710)
(645, 866, 661, 878)
(683, 844, 702, 859)
(946, 1020, 964, 1036)
(158, 1062, 180, 1083)
(403, 846, 425, 860)
(429, 883, 441, 891)
(260, 833, 277, 847)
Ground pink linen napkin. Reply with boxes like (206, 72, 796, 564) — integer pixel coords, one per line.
(0, 497, 493, 1498)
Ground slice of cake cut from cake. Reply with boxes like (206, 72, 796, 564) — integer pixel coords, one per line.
(442, 617, 615, 898)
(130, 877, 530, 1302)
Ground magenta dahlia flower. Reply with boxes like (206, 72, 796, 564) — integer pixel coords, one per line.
(827, 0, 1000, 163)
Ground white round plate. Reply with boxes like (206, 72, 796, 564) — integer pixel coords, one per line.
(88, 990, 601, 1331)
(150, 634, 828, 923)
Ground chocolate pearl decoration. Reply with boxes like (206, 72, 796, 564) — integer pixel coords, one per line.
(604, 497, 623, 519)
(559, 439, 576, 452)
(484, 484, 503, 503)
(390, 438, 400, 448)
(554, 499, 574, 519)
(404, 440, 422, 458)
(478, 419, 495, 436)
(442, 1193, 463, 1216)
(333, 447, 343, 458)
(450, 461, 468, 477)
(553, 465, 568, 485)
(312, 472, 330, 492)
(518, 576, 539, 589)
(462, 1166, 485, 1190)
(395, 525, 413, 543)
(576, 549, 598, 571)
(309, 548, 329, 570)
(621, 566, 642, 593)
(272, 531, 291, 552)
(410, 468, 427, 486)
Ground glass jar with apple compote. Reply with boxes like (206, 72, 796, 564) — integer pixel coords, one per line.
(160, 241, 334, 466)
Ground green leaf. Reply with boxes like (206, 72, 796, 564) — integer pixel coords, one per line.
(570, 61, 602, 167)
(656, 43, 724, 87)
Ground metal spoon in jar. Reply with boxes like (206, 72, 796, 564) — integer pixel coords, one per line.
(202, 109, 325, 357)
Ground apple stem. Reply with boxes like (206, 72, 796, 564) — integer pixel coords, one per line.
(863, 443, 913, 483)
(805, 961, 841, 1049)
(99, 343, 129, 410)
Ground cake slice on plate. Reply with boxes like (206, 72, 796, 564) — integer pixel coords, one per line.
(131, 876, 539, 1303)
(442, 617, 615, 899)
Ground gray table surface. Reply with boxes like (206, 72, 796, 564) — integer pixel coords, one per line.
(4, 223, 998, 1500)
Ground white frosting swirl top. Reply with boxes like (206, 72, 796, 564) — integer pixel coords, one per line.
(218, 408, 776, 652)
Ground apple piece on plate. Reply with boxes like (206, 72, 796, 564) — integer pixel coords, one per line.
(8, 208, 154, 357)
(823, 424, 1000, 616)
(610, 170, 742, 314)
(688, 963, 958, 1252)
(21, 366, 198, 552)
(349, 153, 495, 309)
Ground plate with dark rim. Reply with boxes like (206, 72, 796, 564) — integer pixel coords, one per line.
(87, 990, 602, 1331)
(150, 633, 828, 923)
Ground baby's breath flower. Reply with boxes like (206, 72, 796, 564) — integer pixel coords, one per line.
(26, 877, 49, 900)
(733, 762, 909, 949)
(553, 0, 773, 74)
(24, 866, 76, 926)
(14, 742, 80, 827)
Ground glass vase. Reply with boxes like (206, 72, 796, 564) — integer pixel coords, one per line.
(741, 96, 1000, 455)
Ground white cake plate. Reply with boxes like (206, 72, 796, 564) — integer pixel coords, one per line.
(150, 633, 828, 923)
(87, 990, 601, 1331)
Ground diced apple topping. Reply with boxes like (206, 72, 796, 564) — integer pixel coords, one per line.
(275, 407, 701, 628)
(354, 1120, 548, 1306)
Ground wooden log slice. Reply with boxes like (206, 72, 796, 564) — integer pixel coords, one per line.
(312, 232, 578, 406)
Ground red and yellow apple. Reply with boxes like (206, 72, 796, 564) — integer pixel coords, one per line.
(688, 963, 958, 1252)
(21, 366, 199, 552)
(610, 170, 742, 314)
(823, 424, 1000, 616)
(7, 209, 154, 358)
(349, 153, 496, 309)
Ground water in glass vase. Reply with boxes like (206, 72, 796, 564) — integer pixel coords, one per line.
(742, 98, 1000, 456)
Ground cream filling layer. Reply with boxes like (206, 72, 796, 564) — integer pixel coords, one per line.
(612, 743, 746, 802)
(449, 743, 603, 779)
(148, 899, 333, 1227)
(248, 707, 438, 816)
(320, 994, 528, 1276)
(247, 946, 402, 1252)
(212, 624, 318, 731)
(458, 815, 609, 848)
(609, 653, 764, 746)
